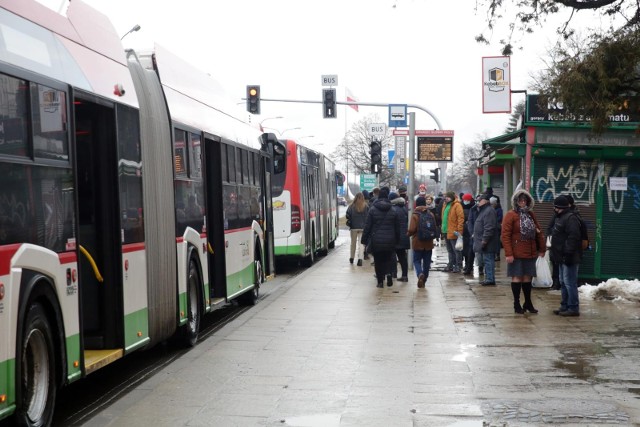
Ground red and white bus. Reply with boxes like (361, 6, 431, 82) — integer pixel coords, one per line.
(0, 1, 284, 425)
(271, 139, 340, 265)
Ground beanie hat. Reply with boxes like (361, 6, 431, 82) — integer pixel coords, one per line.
(554, 195, 570, 209)
(565, 194, 575, 206)
(490, 196, 498, 205)
(389, 192, 399, 200)
(415, 196, 427, 207)
(398, 185, 407, 193)
(462, 193, 473, 201)
(378, 186, 390, 199)
(480, 194, 491, 201)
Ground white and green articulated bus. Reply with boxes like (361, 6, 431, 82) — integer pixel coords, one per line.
(271, 139, 340, 266)
(0, 1, 284, 425)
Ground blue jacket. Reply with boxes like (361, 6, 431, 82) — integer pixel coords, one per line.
(472, 203, 501, 253)
(361, 198, 401, 252)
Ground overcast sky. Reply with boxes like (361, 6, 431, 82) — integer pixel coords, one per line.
(38, 0, 608, 172)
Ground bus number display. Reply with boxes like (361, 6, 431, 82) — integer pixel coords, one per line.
(417, 136, 453, 162)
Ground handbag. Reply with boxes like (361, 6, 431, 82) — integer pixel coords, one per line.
(532, 252, 553, 288)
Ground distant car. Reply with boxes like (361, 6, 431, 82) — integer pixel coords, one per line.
(338, 197, 347, 206)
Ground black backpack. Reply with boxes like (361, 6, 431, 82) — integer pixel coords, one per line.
(572, 213, 590, 250)
(417, 210, 439, 241)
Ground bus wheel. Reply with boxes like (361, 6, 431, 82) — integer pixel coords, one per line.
(303, 238, 315, 267)
(182, 259, 201, 347)
(240, 251, 261, 306)
(16, 302, 56, 427)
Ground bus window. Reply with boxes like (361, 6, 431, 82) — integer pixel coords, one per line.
(190, 132, 202, 179)
(0, 74, 29, 157)
(31, 83, 68, 161)
(235, 146, 242, 183)
(241, 149, 249, 185)
(226, 144, 236, 183)
(174, 129, 187, 178)
(220, 143, 229, 182)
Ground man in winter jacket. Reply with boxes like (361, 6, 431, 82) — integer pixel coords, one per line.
(361, 187, 401, 288)
(389, 192, 410, 281)
(440, 191, 464, 272)
(472, 194, 500, 285)
(461, 193, 476, 274)
(550, 195, 583, 316)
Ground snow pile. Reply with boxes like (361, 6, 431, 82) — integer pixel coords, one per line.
(579, 278, 640, 302)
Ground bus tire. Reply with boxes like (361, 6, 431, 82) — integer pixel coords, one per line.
(182, 258, 201, 347)
(15, 302, 56, 427)
(303, 236, 315, 267)
(240, 248, 261, 306)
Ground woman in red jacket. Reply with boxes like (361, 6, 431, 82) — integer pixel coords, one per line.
(501, 189, 546, 314)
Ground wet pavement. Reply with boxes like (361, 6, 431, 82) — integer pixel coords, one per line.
(84, 231, 640, 426)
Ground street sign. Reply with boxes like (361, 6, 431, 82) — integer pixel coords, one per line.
(321, 74, 338, 86)
(388, 149, 395, 168)
(360, 173, 377, 191)
(368, 123, 386, 137)
(392, 129, 454, 136)
(388, 104, 407, 127)
(417, 135, 454, 162)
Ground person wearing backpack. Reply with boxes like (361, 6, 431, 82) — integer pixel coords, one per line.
(389, 192, 410, 282)
(550, 195, 584, 316)
(407, 196, 437, 288)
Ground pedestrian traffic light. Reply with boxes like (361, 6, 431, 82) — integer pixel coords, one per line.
(370, 140, 382, 174)
(246, 85, 260, 114)
(323, 88, 337, 119)
(430, 168, 440, 183)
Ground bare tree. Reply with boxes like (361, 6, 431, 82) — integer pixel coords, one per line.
(330, 113, 398, 188)
(446, 139, 485, 195)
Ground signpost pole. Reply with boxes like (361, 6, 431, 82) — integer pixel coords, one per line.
(408, 112, 416, 271)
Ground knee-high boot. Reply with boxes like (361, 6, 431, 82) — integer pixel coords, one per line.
(522, 282, 538, 313)
(511, 282, 523, 314)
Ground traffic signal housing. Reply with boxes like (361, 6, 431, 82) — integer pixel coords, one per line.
(246, 85, 260, 114)
(429, 168, 440, 183)
(323, 88, 337, 118)
(370, 140, 382, 174)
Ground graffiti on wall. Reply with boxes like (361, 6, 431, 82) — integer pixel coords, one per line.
(534, 159, 638, 213)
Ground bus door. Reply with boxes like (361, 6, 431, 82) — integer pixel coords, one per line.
(203, 137, 227, 302)
(310, 167, 321, 251)
(74, 94, 123, 354)
(261, 154, 275, 277)
(301, 165, 312, 252)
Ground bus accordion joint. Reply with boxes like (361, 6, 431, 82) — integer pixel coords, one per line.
(79, 245, 104, 283)
(208, 242, 214, 254)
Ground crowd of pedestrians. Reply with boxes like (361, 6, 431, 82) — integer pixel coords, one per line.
(347, 183, 584, 316)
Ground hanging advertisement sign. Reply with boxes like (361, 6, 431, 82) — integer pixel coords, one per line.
(482, 56, 511, 113)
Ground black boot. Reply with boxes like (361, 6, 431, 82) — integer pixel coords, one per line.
(511, 282, 523, 314)
(522, 282, 538, 313)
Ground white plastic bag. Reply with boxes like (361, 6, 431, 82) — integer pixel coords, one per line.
(532, 252, 553, 288)
(454, 235, 463, 251)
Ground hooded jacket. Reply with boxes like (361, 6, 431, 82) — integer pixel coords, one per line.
(361, 197, 401, 252)
(500, 189, 546, 259)
(440, 192, 464, 239)
(390, 196, 410, 249)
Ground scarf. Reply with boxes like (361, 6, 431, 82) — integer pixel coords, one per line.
(518, 206, 535, 240)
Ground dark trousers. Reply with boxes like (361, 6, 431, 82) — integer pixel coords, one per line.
(373, 250, 395, 283)
(391, 249, 408, 278)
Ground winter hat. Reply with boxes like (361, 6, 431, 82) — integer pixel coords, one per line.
(415, 196, 427, 207)
(378, 186, 390, 199)
(462, 193, 473, 201)
(445, 191, 456, 200)
(565, 194, 575, 206)
(490, 196, 498, 205)
(554, 195, 570, 209)
(389, 192, 399, 200)
(398, 186, 407, 194)
(480, 194, 491, 201)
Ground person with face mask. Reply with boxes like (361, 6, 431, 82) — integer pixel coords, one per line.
(440, 191, 465, 272)
(461, 193, 475, 274)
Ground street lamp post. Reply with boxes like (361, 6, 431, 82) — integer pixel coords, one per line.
(259, 116, 283, 131)
(262, 126, 301, 137)
(120, 24, 141, 40)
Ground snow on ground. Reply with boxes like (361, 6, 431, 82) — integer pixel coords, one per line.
(579, 278, 640, 303)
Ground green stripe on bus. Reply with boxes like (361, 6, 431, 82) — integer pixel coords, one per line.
(274, 245, 304, 256)
(0, 358, 16, 418)
(124, 308, 149, 351)
(65, 334, 82, 382)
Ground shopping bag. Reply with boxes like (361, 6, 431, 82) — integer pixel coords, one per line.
(532, 252, 553, 288)
(454, 235, 463, 251)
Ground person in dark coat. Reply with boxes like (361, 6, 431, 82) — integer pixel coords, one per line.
(361, 187, 401, 288)
(461, 193, 475, 274)
(549, 195, 583, 316)
(407, 196, 436, 288)
(473, 194, 500, 286)
(467, 194, 483, 275)
(389, 192, 409, 282)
